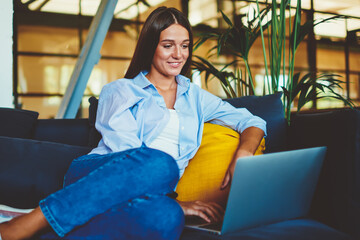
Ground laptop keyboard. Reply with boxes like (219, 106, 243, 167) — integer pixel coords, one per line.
(185, 216, 223, 232)
(199, 222, 222, 231)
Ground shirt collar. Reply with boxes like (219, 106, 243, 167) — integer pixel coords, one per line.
(176, 74, 191, 96)
(133, 71, 152, 89)
(133, 71, 190, 93)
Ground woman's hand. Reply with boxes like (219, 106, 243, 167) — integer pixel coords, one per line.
(220, 126, 264, 190)
(176, 200, 224, 223)
(220, 150, 253, 190)
(220, 161, 236, 190)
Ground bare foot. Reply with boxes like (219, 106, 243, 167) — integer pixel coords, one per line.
(0, 207, 49, 240)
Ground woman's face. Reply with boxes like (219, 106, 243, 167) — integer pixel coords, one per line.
(150, 24, 190, 79)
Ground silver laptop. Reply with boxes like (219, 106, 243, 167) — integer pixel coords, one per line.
(185, 146, 326, 235)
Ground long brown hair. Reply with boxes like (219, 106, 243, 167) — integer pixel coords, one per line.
(124, 7, 193, 79)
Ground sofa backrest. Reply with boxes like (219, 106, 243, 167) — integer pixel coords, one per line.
(34, 119, 91, 147)
(0, 107, 39, 139)
(88, 93, 287, 153)
(224, 92, 287, 153)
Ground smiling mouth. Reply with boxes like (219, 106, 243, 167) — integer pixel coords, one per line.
(168, 62, 182, 67)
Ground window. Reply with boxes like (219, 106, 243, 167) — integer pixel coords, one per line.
(14, 0, 360, 118)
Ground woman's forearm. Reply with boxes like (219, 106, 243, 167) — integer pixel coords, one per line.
(233, 126, 265, 161)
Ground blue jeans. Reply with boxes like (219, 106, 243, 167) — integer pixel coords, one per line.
(38, 146, 184, 239)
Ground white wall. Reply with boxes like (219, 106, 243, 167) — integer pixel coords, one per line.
(0, 1, 13, 108)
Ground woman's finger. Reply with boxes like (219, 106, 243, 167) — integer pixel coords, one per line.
(192, 201, 224, 222)
(194, 209, 212, 223)
(204, 202, 224, 222)
(209, 202, 225, 216)
(185, 203, 212, 222)
(179, 200, 224, 223)
(220, 170, 231, 190)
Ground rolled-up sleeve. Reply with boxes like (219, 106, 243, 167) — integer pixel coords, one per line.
(95, 83, 143, 152)
(201, 89, 267, 136)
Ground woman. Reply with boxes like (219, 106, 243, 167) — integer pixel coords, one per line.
(0, 6, 266, 240)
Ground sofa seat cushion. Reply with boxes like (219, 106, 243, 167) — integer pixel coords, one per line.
(180, 219, 351, 240)
(0, 108, 39, 139)
(0, 136, 91, 209)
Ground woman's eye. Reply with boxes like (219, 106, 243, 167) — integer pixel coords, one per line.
(163, 44, 172, 48)
(182, 44, 189, 49)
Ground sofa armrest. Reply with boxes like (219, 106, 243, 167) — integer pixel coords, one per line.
(288, 109, 360, 237)
(0, 136, 91, 208)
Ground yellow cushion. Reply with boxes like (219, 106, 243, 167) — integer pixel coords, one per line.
(176, 123, 265, 206)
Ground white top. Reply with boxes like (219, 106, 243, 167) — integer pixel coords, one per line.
(148, 109, 180, 159)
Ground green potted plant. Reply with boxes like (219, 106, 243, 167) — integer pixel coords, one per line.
(192, 0, 354, 124)
(192, 5, 271, 97)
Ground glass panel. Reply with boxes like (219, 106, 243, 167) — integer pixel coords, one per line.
(349, 73, 360, 100)
(314, 13, 346, 39)
(15, 0, 360, 116)
(19, 96, 61, 119)
(114, 0, 146, 20)
(80, 0, 101, 16)
(346, 18, 360, 32)
(85, 58, 132, 96)
(18, 26, 79, 54)
(247, 36, 308, 70)
(18, 56, 131, 118)
(317, 72, 348, 109)
(138, 1, 182, 22)
(18, 56, 77, 94)
(189, 0, 217, 27)
(37, 0, 80, 15)
(24, 0, 171, 18)
(20, 95, 90, 119)
(314, 0, 355, 15)
(81, 28, 135, 57)
(22, 0, 360, 21)
(114, 0, 169, 20)
(315, 46, 349, 107)
(349, 49, 360, 71)
(349, 48, 360, 103)
(101, 30, 137, 58)
(317, 47, 345, 71)
(291, 0, 311, 10)
(236, 0, 311, 11)
(19, 95, 98, 119)
(294, 41, 309, 69)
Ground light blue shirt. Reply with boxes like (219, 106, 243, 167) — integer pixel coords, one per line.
(89, 71, 267, 177)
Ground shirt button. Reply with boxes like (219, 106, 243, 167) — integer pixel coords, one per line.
(181, 126, 185, 130)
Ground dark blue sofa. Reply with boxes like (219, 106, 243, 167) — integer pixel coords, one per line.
(0, 93, 358, 239)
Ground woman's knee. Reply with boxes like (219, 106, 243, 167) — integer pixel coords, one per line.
(141, 148, 180, 188)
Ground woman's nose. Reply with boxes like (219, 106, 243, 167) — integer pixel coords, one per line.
(172, 46, 181, 59)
